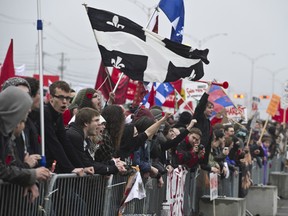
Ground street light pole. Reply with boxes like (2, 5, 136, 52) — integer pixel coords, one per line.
(184, 33, 228, 49)
(232, 52, 275, 111)
(257, 67, 287, 94)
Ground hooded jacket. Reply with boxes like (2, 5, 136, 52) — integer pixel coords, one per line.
(0, 86, 36, 187)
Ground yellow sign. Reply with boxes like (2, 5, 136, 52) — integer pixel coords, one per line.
(266, 94, 281, 116)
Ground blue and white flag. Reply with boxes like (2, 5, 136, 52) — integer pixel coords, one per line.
(159, 0, 185, 43)
(142, 82, 174, 107)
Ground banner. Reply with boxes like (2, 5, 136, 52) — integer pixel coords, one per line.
(209, 173, 218, 201)
(266, 94, 281, 116)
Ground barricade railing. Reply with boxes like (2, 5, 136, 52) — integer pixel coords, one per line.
(251, 154, 284, 185)
(44, 173, 107, 216)
(103, 173, 165, 216)
(0, 155, 284, 215)
(0, 180, 46, 216)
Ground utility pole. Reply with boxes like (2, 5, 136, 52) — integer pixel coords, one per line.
(58, 52, 67, 80)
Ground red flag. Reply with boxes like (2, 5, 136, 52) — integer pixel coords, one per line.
(163, 80, 182, 108)
(147, 84, 156, 107)
(0, 39, 15, 87)
(132, 81, 147, 107)
(95, 62, 129, 104)
(272, 104, 288, 123)
(33, 74, 59, 87)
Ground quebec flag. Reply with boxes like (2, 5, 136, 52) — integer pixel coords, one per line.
(159, 0, 185, 43)
(142, 82, 174, 107)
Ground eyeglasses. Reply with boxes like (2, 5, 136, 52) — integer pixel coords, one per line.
(52, 94, 73, 101)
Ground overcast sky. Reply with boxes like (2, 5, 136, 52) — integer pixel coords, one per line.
(1, 0, 288, 117)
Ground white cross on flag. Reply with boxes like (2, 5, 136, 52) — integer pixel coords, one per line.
(87, 7, 209, 83)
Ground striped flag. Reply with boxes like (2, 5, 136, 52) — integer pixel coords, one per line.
(208, 85, 235, 117)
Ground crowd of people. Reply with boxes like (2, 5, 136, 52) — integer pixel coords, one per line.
(0, 77, 287, 210)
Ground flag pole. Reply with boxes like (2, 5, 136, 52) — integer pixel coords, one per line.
(284, 108, 287, 129)
(145, 3, 160, 29)
(112, 72, 124, 93)
(37, 0, 46, 166)
(174, 88, 194, 114)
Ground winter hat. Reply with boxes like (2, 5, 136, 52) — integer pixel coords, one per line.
(135, 116, 155, 133)
(150, 108, 163, 121)
(71, 88, 97, 109)
(0, 86, 32, 136)
(133, 107, 155, 123)
(178, 111, 192, 125)
(2, 77, 31, 94)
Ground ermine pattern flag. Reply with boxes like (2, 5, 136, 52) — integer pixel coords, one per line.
(87, 7, 209, 83)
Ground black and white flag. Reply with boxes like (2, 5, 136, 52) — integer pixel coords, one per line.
(87, 7, 209, 83)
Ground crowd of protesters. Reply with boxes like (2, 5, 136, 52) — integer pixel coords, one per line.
(0, 77, 287, 212)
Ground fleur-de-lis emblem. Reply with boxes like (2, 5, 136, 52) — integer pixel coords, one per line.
(163, 83, 169, 92)
(111, 56, 125, 69)
(176, 26, 184, 37)
(106, 15, 125, 29)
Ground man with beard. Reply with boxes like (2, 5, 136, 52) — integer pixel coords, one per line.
(37, 81, 93, 175)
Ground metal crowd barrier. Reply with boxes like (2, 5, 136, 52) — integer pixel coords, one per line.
(0, 180, 46, 216)
(0, 156, 284, 216)
(104, 174, 165, 216)
(44, 173, 107, 216)
(251, 155, 284, 185)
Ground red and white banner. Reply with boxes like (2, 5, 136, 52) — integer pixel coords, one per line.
(166, 166, 188, 216)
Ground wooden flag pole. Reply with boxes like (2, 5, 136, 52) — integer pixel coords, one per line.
(246, 128, 253, 147)
(174, 88, 194, 114)
(112, 72, 124, 93)
(258, 117, 269, 142)
(283, 108, 287, 129)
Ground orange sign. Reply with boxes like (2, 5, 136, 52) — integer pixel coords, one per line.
(266, 94, 281, 116)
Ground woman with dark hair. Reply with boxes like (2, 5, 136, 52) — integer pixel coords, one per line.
(94, 105, 125, 162)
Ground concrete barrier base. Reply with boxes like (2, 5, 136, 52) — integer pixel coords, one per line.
(246, 185, 278, 216)
(269, 171, 288, 199)
(199, 196, 246, 216)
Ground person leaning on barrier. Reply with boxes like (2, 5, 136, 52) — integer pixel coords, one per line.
(0, 86, 51, 202)
(2, 77, 43, 169)
(2, 77, 42, 165)
(35, 81, 93, 175)
(94, 105, 126, 163)
(66, 107, 126, 175)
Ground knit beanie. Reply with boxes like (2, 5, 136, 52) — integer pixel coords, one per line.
(2, 77, 31, 94)
(135, 116, 155, 133)
(178, 111, 192, 125)
(71, 88, 97, 109)
(150, 108, 163, 121)
(133, 107, 155, 123)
